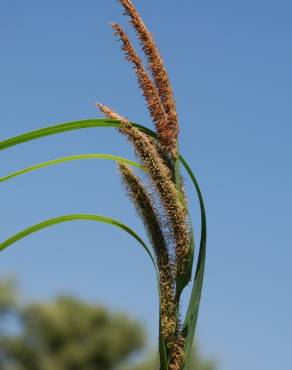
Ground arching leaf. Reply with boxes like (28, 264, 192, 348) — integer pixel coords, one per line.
(0, 119, 205, 370)
(0, 154, 144, 183)
(0, 212, 167, 369)
(0, 119, 153, 151)
(0, 214, 155, 266)
(179, 157, 207, 370)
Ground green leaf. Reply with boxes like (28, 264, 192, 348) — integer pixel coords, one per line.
(0, 154, 144, 183)
(174, 141, 193, 301)
(0, 213, 168, 370)
(0, 214, 156, 265)
(0, 119, 204, 370)
(179, 156, 207, 370)
(0, 119, 154, 151)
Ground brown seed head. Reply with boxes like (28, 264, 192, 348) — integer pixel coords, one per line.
(97, 103, 190, 279)
(119, 163, 176, 342)
(118, 0, 179, 151)
(111, 23, 175, 150)
(119, 120, 190, 277)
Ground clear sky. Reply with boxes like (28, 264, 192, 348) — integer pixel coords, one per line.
(0, 1, 291, 369)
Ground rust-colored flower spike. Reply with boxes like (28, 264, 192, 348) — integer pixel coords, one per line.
(117, 0, 179, 153)
(119, 163, 176, 344)
(96, 103, 190, 279)
(111, 23, 173, 150)
(118, 120, 190, 278)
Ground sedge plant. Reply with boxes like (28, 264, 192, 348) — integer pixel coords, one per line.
(0, 1, 207, 370)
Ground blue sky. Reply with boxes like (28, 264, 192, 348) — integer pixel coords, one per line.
(0, 1, 291, 369)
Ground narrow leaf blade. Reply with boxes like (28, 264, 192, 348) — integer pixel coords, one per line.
(179, 156, 207, 369)
(0, 213, 167, 368)
(0, 119, 155, 151)
(0, 154, 144, 183)
(0, 214, 155, 267)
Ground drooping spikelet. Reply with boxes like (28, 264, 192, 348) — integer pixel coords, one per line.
(96, 104, 190, 278)
(119, 121, 190, 277)
(119, 163, 169, 263)
(118, 0, 178, 152)
(119, 163, 176, 342)
(112, 23, 173, 149)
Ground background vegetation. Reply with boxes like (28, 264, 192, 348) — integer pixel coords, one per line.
(0, 278, 214, 370)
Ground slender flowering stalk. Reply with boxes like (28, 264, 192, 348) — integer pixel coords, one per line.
(0, 2, 207, 370)
(117, 0, 179, 152)
(95, 4, 205, 368)
(119, 163, 176, 344)
(118, 121, 191, 276)
(96, 104, 190, 280)
(111, 23, 171, 149)
(95, 2, 203, 367)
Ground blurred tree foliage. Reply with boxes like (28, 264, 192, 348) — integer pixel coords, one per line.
(0, 278, 215, 370)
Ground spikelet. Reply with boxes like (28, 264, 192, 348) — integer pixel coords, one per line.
(96, 103, 123, 121)
(153, 140, 175, 182)
(112, 23, 173, 149)
(119, 163, 168, 262)
(169, 335, 185, 370)
(119, 121, 190, 277)
(96, 103, 190, 277)
(119, 163, 176, 342)
(118, 0, 178, 152)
